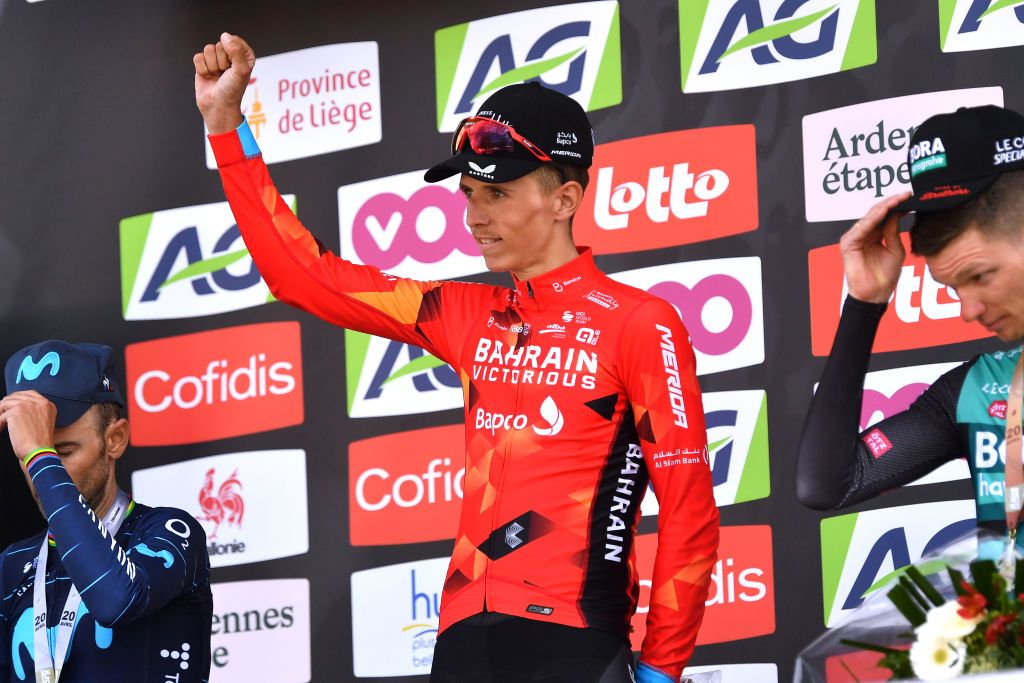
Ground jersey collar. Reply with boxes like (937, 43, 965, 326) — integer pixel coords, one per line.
(512, 247, 602, 308)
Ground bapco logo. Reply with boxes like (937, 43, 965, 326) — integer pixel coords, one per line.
(434, 1, 621, 131)
(119, 199, 292, 320)
(679, 0, 877, 93)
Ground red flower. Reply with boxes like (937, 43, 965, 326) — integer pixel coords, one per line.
(957, 582, 987, 620)
(985, 614, 1016, 645)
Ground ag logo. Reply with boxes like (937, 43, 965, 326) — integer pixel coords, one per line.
(120, 198, 294, 321)
(642, 389, 770, 515)
(345, 329, 462, 418)
(434, 1, 622, 131)
(820, 500, 976, 626)
(339, 170, 483, 280)
(679, 0, 877, 93)
(940, 0, 1024, 53)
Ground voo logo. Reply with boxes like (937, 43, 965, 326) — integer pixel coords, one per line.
(434, 2, 621, 131)
(120, 199, 291, 321)
(680, 0, 877, 93)
(339, 170, 484, 280)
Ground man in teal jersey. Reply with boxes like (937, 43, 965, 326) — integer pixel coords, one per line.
(797, 105, 1024, 554)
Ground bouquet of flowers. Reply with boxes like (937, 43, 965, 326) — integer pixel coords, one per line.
(795, 530, 1024, 683)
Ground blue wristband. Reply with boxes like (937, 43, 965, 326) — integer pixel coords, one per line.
(637, 662, 676, 683)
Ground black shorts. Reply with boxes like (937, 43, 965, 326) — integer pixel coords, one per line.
(429, 612, 636, 683)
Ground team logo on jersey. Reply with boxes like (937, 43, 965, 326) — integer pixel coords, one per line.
(350, 557, 448, 677)
(642, 390, 770, 515)
(211, 579, 310, 681)
(345, 329, 462, 418)
(679, 0, 877, 93)
(820, 500, 976, 626)
(131, 450, 309, 568)
(349, 424, 465, 546)
(802, 87, 1004, 222)
(848, 362, 970, 486)
(809, 233, 993, 354)
(940, 0, 1024, 53)
(203, 42, 381, 167)
(611, 258, 765, 376)
(119, 198, 296, 320)
(434, 1, 622, 131)
(574, 125, 759, 254)
(630, 526, 775, 646)
(339, 171, 483, 280)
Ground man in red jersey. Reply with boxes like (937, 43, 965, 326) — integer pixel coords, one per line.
(194, 32, 718, 683)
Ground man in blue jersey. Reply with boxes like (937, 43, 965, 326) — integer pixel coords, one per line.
(0, 341, 212, 682)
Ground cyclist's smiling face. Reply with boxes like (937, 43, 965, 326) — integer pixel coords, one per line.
(927, 225, 1024, 342)
(460, 172, 580, 281)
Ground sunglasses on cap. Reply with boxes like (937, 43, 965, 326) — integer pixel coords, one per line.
(452, 116, 553, 163)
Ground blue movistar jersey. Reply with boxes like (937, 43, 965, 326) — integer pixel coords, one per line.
(0, 454, 212, 683)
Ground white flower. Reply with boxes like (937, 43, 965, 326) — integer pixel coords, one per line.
(918, 600, 982, 640)
(909, 633, 966, 681)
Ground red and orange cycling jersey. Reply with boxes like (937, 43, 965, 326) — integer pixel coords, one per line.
(209, 124, 719, 678)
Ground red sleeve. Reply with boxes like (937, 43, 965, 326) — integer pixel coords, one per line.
(208, 126, 491, 369)
(620, 298, 719, 679)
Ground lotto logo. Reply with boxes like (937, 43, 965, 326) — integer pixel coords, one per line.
(808, 233, 992, 354)
(119, 198, 295, 320)
(573, 126, 758, 254)
(820, 500, 975, 626)
(679, 0, 877, 93)
(611, 258, 765, 376)
(940, 0, 1024, 53)
(345, 330, 462, 418)
(630, 525, 774, 646)
(348, 424, 465, 545)
(434, 1, 621, 131)
(125, 323, 303, 446)
(338, 171, 483, 280)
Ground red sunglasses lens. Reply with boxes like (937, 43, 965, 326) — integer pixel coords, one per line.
(463, 120, 515, 155)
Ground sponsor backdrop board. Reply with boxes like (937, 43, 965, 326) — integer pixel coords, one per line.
(0, 1, 1018, 682)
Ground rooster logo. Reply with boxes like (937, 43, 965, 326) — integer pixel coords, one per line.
(197, 468, 244, 540)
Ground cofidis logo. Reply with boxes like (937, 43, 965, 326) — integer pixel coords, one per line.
(611, 258, 765, 376)
(802, 87, 1003, 222)
(131, 450, 309, 568)
(630, 525, 774, 646)
(119, 197, 296, 320)
(125, 323, 303, 446)
(338, 170, 481, 279)
(345, 330, 462, 418)
(679, 0, 876, 93)
(574, 126, 758, 254)
(808, 233, 992, 355)
(203, 42, 381, 167)
(350, 557, 448, 678)
(940, 0, 1024, 53)
(434, 1, 621, 132)
(348, 424, 464, 545)
(642, 389, 770, 515)
(211, 579, 310, 681)
(820, 500, 975, 627)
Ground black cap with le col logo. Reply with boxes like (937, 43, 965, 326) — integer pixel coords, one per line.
(897, 104, 1024, 213)
(425, 81, 595, 184)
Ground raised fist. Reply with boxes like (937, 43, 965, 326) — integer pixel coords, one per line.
(193, 33, 255, 134)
